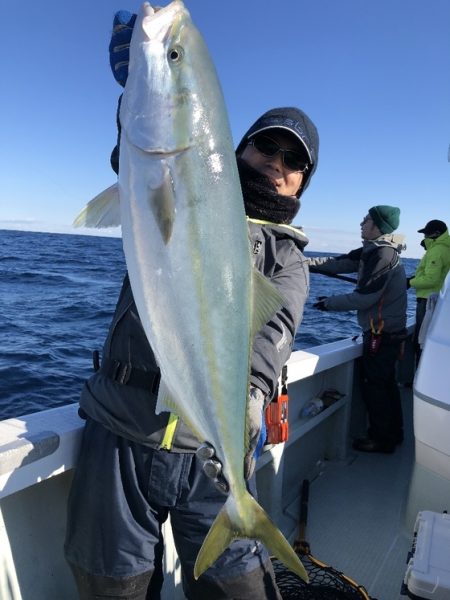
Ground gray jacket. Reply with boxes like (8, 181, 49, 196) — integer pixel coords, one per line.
(79, 219, 309, 451)
(308, 234, 407, 334)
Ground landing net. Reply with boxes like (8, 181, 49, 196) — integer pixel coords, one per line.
(271, 478, 376, 600)
(272, 554, 374, 600)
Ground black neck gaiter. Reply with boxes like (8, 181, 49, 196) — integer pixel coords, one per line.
(237, 157, 300, 225)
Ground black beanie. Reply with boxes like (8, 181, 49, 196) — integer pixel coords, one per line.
(236, 107, 319, 197)
(369, 205, 400, 234)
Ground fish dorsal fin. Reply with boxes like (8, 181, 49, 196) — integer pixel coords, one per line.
(148, 162, 175, 244)
(73, 183, 121, 228)
(251, 269, 284, 339)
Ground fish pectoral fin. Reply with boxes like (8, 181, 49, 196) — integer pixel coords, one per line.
(251, 269, 285, 338)
(148, 163, 175, 244)
(194, 491, 308, 582)
(73, 184, 121, 228)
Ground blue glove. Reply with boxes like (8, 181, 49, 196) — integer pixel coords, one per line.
(254, 412, 267, 458)
(109, 10, 136, 87)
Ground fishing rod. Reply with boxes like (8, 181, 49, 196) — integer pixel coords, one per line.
(311, 269, 357, 285)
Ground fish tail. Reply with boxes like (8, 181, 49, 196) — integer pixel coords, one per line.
(193, 490, 308, 582)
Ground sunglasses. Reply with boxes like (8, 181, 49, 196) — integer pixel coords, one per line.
(248, 134, 310, 173)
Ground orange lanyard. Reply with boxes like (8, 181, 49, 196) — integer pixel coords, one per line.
(369, 296, 385, 335)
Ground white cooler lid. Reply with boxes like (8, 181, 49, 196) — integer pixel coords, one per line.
(404, 511, 450, 600)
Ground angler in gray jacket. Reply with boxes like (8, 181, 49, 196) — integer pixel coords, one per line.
(309, 205, 407, 454)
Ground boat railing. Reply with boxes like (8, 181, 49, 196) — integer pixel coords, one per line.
(0, 319, 415, 600)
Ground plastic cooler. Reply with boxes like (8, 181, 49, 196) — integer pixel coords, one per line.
(403, 511, 450, 599)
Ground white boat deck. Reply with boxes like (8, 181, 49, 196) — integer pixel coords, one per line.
(306, 385, 415, 600)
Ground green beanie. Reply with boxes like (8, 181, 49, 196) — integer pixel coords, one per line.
(369, 205, 400, 234)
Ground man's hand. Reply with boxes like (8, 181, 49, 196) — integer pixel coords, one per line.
(196, 386, 267, 490)
(312, 296, 329, 311)
(109, 10, 136, 86)
(196, 443, 229, 494)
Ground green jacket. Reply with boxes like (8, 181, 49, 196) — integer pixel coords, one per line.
(410, 230, 450, 298)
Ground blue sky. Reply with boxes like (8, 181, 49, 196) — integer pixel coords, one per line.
(1, 0, 449, 258)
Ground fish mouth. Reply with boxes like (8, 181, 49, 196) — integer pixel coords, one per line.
(142, 1, 184, 20)
(141, 1, 187, 43)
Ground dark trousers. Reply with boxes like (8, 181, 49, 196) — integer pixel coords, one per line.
(413, 297, 428, 365)
(361, 331, 404, 445)
(65, 418, 281, 600)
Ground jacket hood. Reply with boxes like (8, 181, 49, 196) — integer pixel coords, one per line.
(423, 229, 450, 250)
(365, 233, 406, 254)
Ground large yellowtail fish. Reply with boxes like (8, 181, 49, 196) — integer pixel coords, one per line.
(74, 0, 307, 582)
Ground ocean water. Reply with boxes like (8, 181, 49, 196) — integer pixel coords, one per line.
(0, 229, 419, 420)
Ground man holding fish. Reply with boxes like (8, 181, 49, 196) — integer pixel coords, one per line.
(65, 2, 319, 598)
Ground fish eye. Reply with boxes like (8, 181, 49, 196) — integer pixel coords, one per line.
(168, 46, 184, 63)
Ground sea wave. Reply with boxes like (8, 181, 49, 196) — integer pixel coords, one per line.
(0, 229, 418, 419)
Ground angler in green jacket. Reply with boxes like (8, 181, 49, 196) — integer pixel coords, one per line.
(408, 219, 450, 361)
